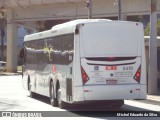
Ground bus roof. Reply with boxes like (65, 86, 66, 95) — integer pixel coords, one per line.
(52, 19, 111, 29)
(24, 19, 140, 42)
(24, 19, 111, 42)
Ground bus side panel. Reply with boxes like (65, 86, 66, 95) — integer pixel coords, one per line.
(72, 32, 85, 102)
(57, 65, 71, 102)
(73, 33, 83, 87)
(22, 73, 28, 90)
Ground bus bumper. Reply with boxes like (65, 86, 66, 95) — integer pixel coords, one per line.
(73, 84, 146, 102)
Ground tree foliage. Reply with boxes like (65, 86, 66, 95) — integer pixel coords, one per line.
(0, 11, 7, 30)
(144, 19, 160, 36)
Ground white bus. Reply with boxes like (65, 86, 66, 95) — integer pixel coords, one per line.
(21, 19, 147, 109)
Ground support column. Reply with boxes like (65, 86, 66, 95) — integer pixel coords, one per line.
(121, 14, 127, 21)
(148, 0, 157, 94)
(6, 9, 18, 72)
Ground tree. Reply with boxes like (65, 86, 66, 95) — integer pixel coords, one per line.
(0, 10, 7, 61)
(36, 21, 46, 32)
(144, 19, 160, 36)
(127, 15, 143, 22)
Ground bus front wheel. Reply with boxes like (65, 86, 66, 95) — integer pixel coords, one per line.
(28, 82, 37, 98)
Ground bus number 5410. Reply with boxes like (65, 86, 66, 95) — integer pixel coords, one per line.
(123, 66, 133, 71)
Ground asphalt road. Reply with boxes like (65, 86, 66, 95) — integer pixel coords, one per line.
(0, 75, 159, 119)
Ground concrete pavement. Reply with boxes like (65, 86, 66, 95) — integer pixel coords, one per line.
(0, 72, 160, 107)
(134, 95, 160, 107)
(147, 95, 160, 102)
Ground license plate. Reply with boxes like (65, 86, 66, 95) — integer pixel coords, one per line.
(106, 80, 118, 84)
(106, 66, 117, 70)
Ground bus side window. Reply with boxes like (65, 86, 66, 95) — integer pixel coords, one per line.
(68, 34, 74, 64)
(61, 35, 69, 65)
(68, 34, 74, 51)
(54, 37, 61, 64)
(48, 37, 54, 64)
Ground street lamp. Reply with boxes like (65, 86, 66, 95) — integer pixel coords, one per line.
(85, 0, 92, 19)
(148, 0, 158, 94)
(114, 0, 121, 20)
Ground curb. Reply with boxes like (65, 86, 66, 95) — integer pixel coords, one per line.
(147, 95, 160, 102)
(131, 95, 160, 106)
(0, 72, 22, 76)
(134, 99, 160, 106)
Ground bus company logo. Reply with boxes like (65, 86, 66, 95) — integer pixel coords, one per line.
(2, 112, 11, 117)
(94, 66, 99, 71)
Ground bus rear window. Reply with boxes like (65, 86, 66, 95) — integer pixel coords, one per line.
(81, 23, 142, 57)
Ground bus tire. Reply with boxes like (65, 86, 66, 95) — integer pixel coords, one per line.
(50, 81, 58, 107)
(57, 85, 66, 109)
(28, 81, 37, 98)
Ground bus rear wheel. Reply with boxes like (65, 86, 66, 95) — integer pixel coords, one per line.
(57, 85, 66, 109)
(50, 81, 58, 107)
